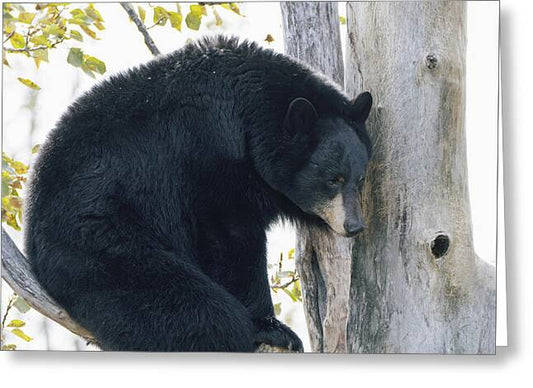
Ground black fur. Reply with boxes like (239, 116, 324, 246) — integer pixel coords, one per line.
(25, 36, 372, 352)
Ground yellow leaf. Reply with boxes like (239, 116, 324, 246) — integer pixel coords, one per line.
(80, 24, 96, 39)
(11, 328, 33, 342)
(189, 4, 206, 17)
(85, 4, 103, 22)
(168, 11, 182, 31)
(10, 160, 29, 174)
(153, 6, 169, 26)
(229, 3, 241, 15)
(5, 213, 21, 231)
(264, 34, 275, 44)
(288, 248, 295, 259)
(7, 319, 26, 328)
(17, 77, 41, 90)
(138, 6, 145, 23)
(10, 32, 25, 49)
(18, 11, 35, 24)
(1, 344, 17, 350)
(32, 144, 41, 154)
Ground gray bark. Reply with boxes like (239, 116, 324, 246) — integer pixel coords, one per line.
(345, 1, 496, 353)
(281, 1, 351, 353)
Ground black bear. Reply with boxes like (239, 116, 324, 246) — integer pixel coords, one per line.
(25, 36, 372, 352)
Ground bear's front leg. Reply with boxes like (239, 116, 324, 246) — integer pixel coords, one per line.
(232, 232, 303, 352)
(199, 221, 304, 352)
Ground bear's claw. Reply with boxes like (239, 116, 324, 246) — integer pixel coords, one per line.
(253, 316, 304, 353)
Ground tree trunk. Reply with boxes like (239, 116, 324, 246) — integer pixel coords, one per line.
(345, 1, 496, 353)
(281, 1, 352, 353)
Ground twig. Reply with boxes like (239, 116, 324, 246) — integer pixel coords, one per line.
(5, 45, 48, 53)
(271, 276, 299, 290)
(1, 295, 15, 328)
(4, 36, 66, 54)
(120, 2, 160, 56)
(3, 31, 15, 45)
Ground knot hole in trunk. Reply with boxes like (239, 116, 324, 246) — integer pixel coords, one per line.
(430, 233, 450, 258)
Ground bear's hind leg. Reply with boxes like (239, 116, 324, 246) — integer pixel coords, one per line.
(68, 255, 255, 352)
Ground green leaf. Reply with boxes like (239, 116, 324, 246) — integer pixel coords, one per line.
(18, 11, 35, 24)
(85, 4, 103, 22)
(80, 62, 95, 78)
(273, 302, 282, 317)
(31, 144, 41, 154)
(10, 33, 25, 49)
(17, 77, 40, 90)
(13, 296, 31, 313)
(11, 328, 33, 342)
(32, 48, 48, 63)
(291, 280, 302, 301)
(282, 287, 298, 302)
(10, 160, 28, 175)
(70, 30, 83, 41)
(42, 24, 65, 37)
(30, 34, 49, 46)
(153, 6, 168, 26)
(11, 160, 27, 174)
(68, 15, 93, 26)
(2, 180, 9, 197)
(138, 6, 145, 23)
(67, 47, 83, 67)
(168, 11, 182, 31)
(185, 12, 201, 31)
(84, 56, 106, 75)
(7, 319, 26, 328)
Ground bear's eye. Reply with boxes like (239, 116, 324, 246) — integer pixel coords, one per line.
(328, 176, 345, 187)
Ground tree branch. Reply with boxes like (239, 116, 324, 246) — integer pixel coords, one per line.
(120, 2, 161, 56)
(1, 229, 96, 344)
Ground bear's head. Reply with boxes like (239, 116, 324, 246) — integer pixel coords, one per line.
(278, 92, 373, 237)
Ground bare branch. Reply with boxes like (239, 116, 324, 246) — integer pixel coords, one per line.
(120, 3, 161, 56)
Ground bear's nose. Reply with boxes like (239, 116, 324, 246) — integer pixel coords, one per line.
(344, 220, 365, 237)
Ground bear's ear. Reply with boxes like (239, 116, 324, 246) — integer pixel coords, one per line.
(283, 97, 318, 136)
(351, 92, 373, 123)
